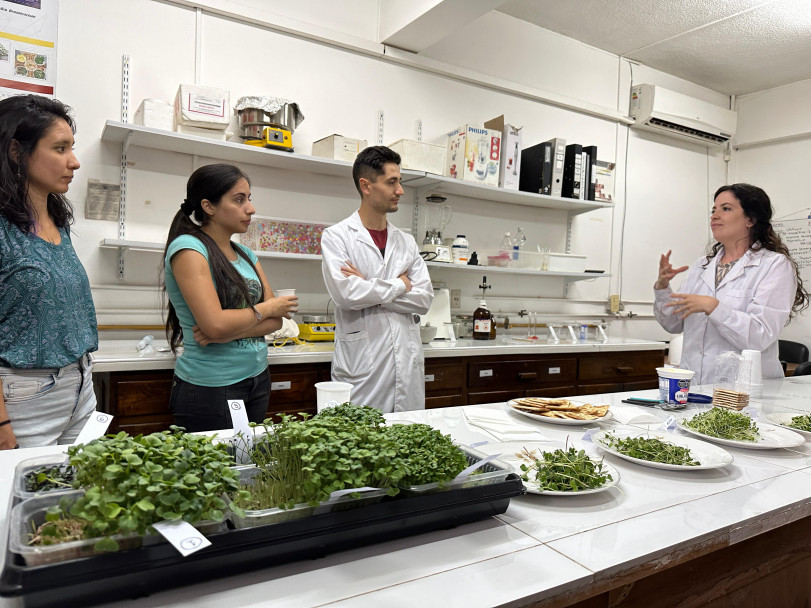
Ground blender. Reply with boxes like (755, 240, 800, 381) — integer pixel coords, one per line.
(421, 194, 453, 262)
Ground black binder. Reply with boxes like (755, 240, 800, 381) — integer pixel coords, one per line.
(519, 141, 553, 195)
(561, 143, 583, 199)
(583, 145, 598, 200)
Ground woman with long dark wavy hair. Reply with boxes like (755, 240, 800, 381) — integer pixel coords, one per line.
(0, 94, 97, 449)
(654, 183, 808, 384)
(162, 163, 297, 431)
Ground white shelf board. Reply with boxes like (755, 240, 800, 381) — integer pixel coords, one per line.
(101, 121, 425, 183)
(99, 239, 322, 261)
(426, 261, 609, 281)
(406, 173, 613, 214)
(100, 239, 605, 280)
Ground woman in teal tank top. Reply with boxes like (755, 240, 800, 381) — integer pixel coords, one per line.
(0, 95, 98, 449)
(162, 164, 298, 431)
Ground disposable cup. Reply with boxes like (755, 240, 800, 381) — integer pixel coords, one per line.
(275, 288, 297, 317)
(741, 349, 763, 399)
(656, 367, 695, 404)
(314, 381, 353, 412)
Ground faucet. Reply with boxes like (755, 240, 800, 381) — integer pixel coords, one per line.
(517, 309, 528, 318)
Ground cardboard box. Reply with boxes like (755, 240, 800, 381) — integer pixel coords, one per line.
(312, 134, 367, 162)
(484, 116, 522, 190)
(174, 124, 227, 141)
(389, 139, 446, 175)
(173, 84, 229, 130)
(134, 99, 173, 131)
(445, 125, 501, 187)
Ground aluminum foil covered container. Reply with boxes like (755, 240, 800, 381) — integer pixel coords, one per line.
(234, 96, 305, 131)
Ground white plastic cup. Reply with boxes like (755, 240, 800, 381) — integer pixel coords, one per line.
(656, 367, 695, 404)
(314, 381, 353, 412)
(275, 288, 297, 317)
(741, 349, 763, 399)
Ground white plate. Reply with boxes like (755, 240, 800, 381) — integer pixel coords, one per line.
(507, 399, 613, 426)
(475, 441, 620, 496)
(592, 429, 733, 470)
(677, 418, 806, 449)
(764, 412, 811, 439)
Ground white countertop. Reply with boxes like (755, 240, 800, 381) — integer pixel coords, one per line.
(1, 377, 810, 607)
(91, 337, 666, 372)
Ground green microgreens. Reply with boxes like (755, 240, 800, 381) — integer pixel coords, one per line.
(519, 444, 612, 491)
(683, 407, 759, 442)
(602, 432, 700, 466)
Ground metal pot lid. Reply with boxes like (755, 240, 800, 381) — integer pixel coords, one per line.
(234, 96, 305, 128)
(302, 315, 330, 324)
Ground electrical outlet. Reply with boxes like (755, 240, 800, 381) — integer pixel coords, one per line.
(608, 294, 620, 313)
(451, 289, 461, 308)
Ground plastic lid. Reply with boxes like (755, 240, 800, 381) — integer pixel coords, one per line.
(457, 234, 465, 238)
(478, 299, 487, 307)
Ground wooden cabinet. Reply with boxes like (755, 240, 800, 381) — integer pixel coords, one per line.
(95, 349, 664, 432)
(95, 362, 331, 434)
(577, 352, 662, 394)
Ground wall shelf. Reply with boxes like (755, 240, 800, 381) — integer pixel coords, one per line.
(101, 121, 426, 182)
(100, 121, 613, 213)
(101, 239, 605, 280)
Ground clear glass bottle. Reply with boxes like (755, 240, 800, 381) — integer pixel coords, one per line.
(499, 232, 512, 256)
(473, 300, 491, 340)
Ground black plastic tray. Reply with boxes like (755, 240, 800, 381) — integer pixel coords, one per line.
(0, 473, 524, 608)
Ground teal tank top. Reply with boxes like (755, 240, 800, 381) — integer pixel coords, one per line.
(164, 235, 268, 387)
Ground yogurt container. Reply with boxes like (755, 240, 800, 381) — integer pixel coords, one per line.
(656, 367, 695, 404)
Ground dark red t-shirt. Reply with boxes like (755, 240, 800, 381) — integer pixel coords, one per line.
(367, 227, 387, 255)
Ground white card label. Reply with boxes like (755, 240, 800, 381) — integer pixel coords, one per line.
(581, 427, 599, 443)
(73, 412, 113, 445)
(271, 381, 291, 391)
(228, 399, 253, 461)
(424, 374, 435, 382)
(549, 367, 561, 374)
(479, 369, 493, 377)
(152, 520, 211, 557)
(663, 415, 678, 432)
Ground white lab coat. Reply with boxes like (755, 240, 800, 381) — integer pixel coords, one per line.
(653, 247, 795, 384)
(321, 211, 434, 412)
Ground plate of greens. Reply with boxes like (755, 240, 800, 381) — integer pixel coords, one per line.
(678, 407, 805, 449)
(475, 441, 619, 495)
(592, 429, 733, 470)
(764, 412, 811, 439)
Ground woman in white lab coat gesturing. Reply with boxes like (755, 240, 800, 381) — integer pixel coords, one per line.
(321, 146, 433, 413)
(654, 184, 808, 384)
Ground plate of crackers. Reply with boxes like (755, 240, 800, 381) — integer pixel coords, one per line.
(507, 397, 611, 425)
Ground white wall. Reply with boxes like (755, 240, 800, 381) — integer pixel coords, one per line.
(732, 78, 811, 348)
(54, 0, 733, 340)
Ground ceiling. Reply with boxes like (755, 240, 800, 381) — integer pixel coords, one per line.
(497, 0, 811, 96)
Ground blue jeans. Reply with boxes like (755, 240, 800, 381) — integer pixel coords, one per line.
(169, 368, 270, 432)
(0, 353, 97, 448)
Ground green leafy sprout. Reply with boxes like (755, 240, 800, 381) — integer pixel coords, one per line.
(682, 407, 759, 442)
(519, 445, 612, 491)
(602, 432, 700, 466)
(788, 414, 811, 432)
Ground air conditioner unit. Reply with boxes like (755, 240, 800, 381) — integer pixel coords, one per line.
(629, 84, 736, 147)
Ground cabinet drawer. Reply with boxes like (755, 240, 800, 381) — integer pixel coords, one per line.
(468, 359, 576, 388)
(268, 369, 319, 405)
(467, 390, 517, 405)
(424, 362, 465, 391)
(113, 373, 173, 417)
(578, 354, 663, 381)
(425, 394, 464, 409)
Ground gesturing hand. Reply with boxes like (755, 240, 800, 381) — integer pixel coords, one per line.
(655, 250, 689, 290)
(666, 293, 719, 318)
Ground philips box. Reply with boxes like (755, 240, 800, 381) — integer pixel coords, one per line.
(312, 135, 367, 162)
(388, 139, 446, 175)
(484, 115, 522, 190)
(445, 125, 501, 187)
(173, 84, 230, 130)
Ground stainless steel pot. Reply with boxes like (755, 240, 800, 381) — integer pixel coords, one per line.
(237, 104, 297, 136)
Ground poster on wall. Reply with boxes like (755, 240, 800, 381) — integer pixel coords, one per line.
(773, 219, 811, 286)
(0, 0, 58, 99)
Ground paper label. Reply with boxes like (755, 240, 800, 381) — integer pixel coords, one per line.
(152, 520, 211, 557)
(228, 399, 252, 462)
(581, 427, 599, 443)
(187, 94, 225, 117)
(663, 415, 678, 432)
(73, 412, 113, 445)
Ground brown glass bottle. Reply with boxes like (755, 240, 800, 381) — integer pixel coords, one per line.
(473, 300, 491, 340)
(489, 312, 496, 340)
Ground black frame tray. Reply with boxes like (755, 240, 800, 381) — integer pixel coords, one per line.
(1, 473, 524, 607)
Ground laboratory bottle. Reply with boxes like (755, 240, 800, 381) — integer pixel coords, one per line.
(498, 232, 512, 256)
(473, 300, 491, 340)
(489, 312, 497, 340)
(452, 235, 469, 264)
(511, 227, 526, 261)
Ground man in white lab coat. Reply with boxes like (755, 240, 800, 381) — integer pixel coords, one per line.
(321, 146, 434, 412)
